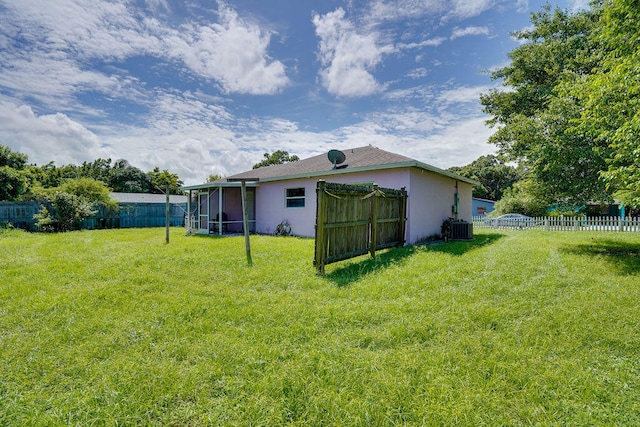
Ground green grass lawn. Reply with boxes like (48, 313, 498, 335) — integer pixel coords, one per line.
(1, 227, 639, 426)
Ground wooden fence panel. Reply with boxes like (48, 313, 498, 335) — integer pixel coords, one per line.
(376, 192, 405, 250)
(314, 181, 407, 274)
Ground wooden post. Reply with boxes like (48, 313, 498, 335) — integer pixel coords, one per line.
(240, 180, 252, 266)
(398, 187, 407, 246)
(226, 178, 259, 266)
(165, 185, 170, 244)
(218, 187, 223, 235)
(186, 190, 192, 233)
(314, 180, 326, 274)
(370, 184, 378, 258)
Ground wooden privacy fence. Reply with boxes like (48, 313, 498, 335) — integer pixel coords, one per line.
(473, 215, 640, 232)
(314, 181, 407, 274)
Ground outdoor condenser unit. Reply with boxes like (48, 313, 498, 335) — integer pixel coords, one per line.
(451, 221, 473, 240)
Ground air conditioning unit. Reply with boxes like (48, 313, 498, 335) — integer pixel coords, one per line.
(451, 221, 473, 240)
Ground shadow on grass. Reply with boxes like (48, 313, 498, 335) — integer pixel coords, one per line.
(326, 233, 505, 287)
(561, 238, 640, 276)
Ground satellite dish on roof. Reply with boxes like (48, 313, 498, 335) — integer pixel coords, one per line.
(327, 149, 346, 169)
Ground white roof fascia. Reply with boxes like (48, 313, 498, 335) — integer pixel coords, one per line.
(181, 182, 258, 191)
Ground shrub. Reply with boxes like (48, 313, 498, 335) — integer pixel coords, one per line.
(34, 192, 97, 232)
(32, 178, 117, 232)
(33, 206, 56, 232)
(0, 221, 15, 230)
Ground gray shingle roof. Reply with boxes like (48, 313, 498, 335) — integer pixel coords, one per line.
(111, 192, 188, 204)
(182, 146, 478, 189)
(227, 145, 415, 181)
(221, 145, 475, 183)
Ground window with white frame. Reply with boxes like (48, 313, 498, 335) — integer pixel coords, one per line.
(285, 187, 305, 208)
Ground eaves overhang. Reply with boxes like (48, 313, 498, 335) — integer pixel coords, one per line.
(254, 161, 480, 187)
(181, 181, 258, 191)
(181, 161, 479, 190)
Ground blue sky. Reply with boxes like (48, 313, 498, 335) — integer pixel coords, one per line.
(0, 0, 586, 185)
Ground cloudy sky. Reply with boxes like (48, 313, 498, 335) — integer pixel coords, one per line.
(0, 0, 586, 185)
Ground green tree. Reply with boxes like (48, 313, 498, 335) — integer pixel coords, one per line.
(33, 162, 65, 188)
(0, 145, 30, 200)
(148, 167, 184, 195)
(448, 155, 521, 200)
(252, 150, 299, 169)
(0, 166, 28, 201)
(33, 178, 117, 232)
(480, 3, 608, 206)
(568, 0, 640, 207)
(0, 144, 28, 169)
(492, 179, 551, 217)
(60, 178, 118, 211)
(79, 158, 112, 184)
(108, 160, 151, 193)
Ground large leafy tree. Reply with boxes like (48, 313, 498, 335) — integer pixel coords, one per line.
(253, 150, 299, 169)
(492, 179, 551, 217)
(0, 144, 28, 169)
(480, 3, 608, 206)
(0, 166, 28, 201)
(448, 155, 521, 200)
(108, 159, 152, 193)
(0, 145, 29, 200)
(148, 167, 184, 195)
(79, 158, 113, 183)
(569, 0, 640, 207)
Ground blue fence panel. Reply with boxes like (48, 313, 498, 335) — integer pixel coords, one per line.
(0, 202, 42, 231)
(1, 201, 186, 230)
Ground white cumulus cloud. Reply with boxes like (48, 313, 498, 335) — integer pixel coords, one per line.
(167, 3, 289, 95)
(313, 8, 392, 98)
(0, 102, 113, 166)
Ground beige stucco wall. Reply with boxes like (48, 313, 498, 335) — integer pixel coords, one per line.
(254, 168, 410, 236)
(406, 169, 473, 242)
(253, 167, 473, 244)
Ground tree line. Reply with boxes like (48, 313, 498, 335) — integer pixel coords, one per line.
(1, 147, 184, 202)
(1, 145, 184, 231)
(1, 147, 303, 231)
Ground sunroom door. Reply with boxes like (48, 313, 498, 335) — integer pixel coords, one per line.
(198, 192, 209, 234)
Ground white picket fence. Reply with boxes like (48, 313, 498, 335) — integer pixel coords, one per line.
(473, 215, 640, 232)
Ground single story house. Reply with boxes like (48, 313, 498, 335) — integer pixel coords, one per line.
(181, 146, 478, 244)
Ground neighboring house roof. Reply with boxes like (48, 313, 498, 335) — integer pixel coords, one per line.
(472, 197, 496, 204)
(183, 146, 478, 190)
(111, 192, 188, 204)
